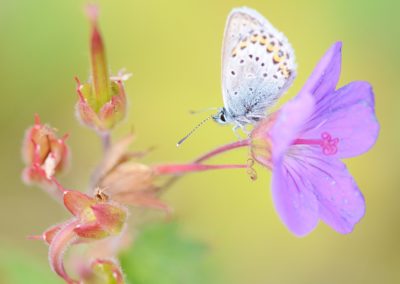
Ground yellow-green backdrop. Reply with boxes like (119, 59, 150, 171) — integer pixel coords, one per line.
(0, 0, 398, 283)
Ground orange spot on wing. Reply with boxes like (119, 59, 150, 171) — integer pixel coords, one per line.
(267, 42, 276, 53)
(239, 39, 248, 50)
(259, 35, 267, 46)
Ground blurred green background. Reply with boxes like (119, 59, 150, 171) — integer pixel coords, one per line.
(1, 0, 399, 283)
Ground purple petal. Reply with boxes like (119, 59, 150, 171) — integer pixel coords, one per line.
(302, 81, 379, 158)
(300, 42, 342, 101)
(272, 157, 319, 237)
(270, 91, 315, 160)
(286, 149, 365, 233)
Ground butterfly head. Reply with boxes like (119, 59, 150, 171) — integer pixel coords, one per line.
(212, 108, 231, 125)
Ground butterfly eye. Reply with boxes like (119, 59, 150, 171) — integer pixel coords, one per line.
(220, 113, 226, 122)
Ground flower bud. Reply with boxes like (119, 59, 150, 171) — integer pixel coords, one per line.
(75, 5, 128, 133)
(30, 182, 128, 284)
(85, 259, 125, 284)
(63, 190, 127, 240)
(22, 114, 69, 185)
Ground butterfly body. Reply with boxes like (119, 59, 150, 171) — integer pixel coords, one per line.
(214, 7, 297, 131)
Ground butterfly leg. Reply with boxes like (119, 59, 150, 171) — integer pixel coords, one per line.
(232, 124, 251, 139)
(241, 126, 250, 136)
(232, 125, 242, 139)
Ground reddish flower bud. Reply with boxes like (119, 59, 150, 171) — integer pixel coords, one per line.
(22, 114, 69, 186)
(62, 189, 127, 240)
(80, 259, 125, 284)
(75, 6, 128, 133)
(91, 259, 125, 284)
(31, 180, 128, 283)
(63, 190, 97, 217)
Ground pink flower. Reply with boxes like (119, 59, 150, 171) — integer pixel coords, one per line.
(22, 114, 69, 186)
(75, 5, 128, 133)
(251, 42, 379, 236)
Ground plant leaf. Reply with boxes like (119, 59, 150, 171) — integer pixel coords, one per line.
(119, 221, 216, 284)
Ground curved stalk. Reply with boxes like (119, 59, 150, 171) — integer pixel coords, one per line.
(194, 139, 250, 163)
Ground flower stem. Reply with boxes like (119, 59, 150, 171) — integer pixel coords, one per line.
(100, 131, 111, 152)
(161, 139, 251, 191)
(48, 218, 79, 284)
(193, 139, 251, 163)
(154, 163, 247, 175)
(51, 177, 67, 194)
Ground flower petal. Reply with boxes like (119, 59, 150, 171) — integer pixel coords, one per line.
(272, 157, 319, 237)
(302, 81, 379, 158)
(74, 222, 110, 239)
(287, 149, 365, 233)
(75, 79, 105, 131)
(63, 190, 96, 217)
(40, 223, 63, 245)
(117, 192, 171, 212)
(98, 81, 127, 125)
(300, 42, 342, 101)
(91, 203, 127, 235)
(270, 91, 315, 159)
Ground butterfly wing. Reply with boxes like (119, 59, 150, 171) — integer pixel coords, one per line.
(221, 7, 297, 125)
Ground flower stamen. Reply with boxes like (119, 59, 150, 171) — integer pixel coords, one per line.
(293, 132, 339, 155)
(246, 158, 258, 181)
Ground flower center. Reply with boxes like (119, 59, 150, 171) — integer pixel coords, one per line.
(293, 132, 339, 155)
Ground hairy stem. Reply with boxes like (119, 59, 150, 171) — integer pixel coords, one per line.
(161, 139, 251, 190)
(100, 131, 111, 152)
(154, 163, 247, 175)
(194, 139, 251, 163)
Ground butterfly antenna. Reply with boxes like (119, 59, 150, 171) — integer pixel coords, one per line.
(177, 116, 212, 147)
(189, 107, 218, 115)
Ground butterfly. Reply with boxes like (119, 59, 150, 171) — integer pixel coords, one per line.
(178, 7, 296, 146)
